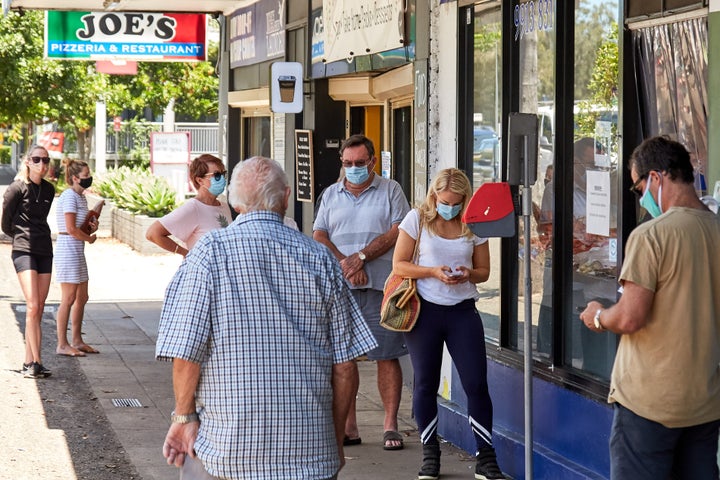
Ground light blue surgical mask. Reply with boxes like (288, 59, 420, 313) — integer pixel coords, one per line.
(639, 175, 663, 218)
(436, 202, 462, 221)
(208, 175, 227, 196)
(345, 165, 370, 185)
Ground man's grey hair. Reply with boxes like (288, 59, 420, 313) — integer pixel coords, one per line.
(228, 156, 289, 213)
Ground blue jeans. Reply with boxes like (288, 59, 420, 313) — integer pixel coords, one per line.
(610, 403, 720, 480)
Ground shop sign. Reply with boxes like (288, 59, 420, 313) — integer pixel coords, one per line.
(514, 0, 554, 41)
(45, 11, 207, 62)
(322, 0, 405, 64)
(229, 0, 286, 68)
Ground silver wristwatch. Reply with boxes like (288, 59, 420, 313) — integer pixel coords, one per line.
(357, 251, 367, 262)
(171, 411, 199, 424)
(593, 309, 604, 331)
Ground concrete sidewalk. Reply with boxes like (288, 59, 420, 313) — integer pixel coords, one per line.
(0, 233, 478, 480)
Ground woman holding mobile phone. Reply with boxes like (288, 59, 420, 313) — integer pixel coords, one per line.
(392, 168, 505, 480)
(2, 145, 55, 378)
(54, 158, 100, 357)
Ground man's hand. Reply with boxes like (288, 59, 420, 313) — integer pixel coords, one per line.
(163, 421, 199, 468)
(340, 253, 364, 278)
(347, 269, 368, 287)
(580, 300, 604, 332)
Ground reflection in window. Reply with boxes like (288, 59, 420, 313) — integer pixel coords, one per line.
(516, 1, 556, 360)
(472, 6, 502, 344)
(567, 1, 619, 380)
(243, 116, 271, 159)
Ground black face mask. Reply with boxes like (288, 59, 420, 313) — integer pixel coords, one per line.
(79, 176, 93, 189)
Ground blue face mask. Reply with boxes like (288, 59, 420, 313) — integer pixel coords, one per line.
(208, 175, 226, 196)
(436, 202, 462, 221)
(639, 175, 663, 218)
(345, 165, 370, 185)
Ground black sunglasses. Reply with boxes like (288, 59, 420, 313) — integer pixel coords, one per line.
(629, 175, 646, 197)
(630, 170, 665, 197)
(204, 171, 227, 181)
(30, 156, 51, 164)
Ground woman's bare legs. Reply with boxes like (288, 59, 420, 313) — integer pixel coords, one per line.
(56, 282, 85, 356)
(69, 281, 93, 352)
(17, 270, 52, 365)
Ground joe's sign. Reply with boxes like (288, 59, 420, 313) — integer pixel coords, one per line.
(45, 11, 207, 62)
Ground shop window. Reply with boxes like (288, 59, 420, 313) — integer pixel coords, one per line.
(243, 116, 271, 159)
(566, 0, 620, 380)
(515, 0, 556, 360)
(632, 16, 708, 197)
(471, 5, 502, 344)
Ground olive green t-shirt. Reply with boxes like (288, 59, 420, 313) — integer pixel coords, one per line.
(612, 207, 720, 428)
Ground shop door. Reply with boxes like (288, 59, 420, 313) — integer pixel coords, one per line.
(349, 105, 384, 173)
(392, 106, 412, 199)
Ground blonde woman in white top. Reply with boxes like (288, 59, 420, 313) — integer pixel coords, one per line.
(392, 168, 505, 480)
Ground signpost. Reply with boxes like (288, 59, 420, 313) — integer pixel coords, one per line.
(150, 132, 191, 204)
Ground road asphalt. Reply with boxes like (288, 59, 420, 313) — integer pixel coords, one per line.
(0, 165, 480, 480)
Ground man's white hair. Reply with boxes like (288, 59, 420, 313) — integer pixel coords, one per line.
(228, 156, 289, 213)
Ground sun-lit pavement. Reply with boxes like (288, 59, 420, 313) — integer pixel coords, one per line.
(1, 166, 480, 479)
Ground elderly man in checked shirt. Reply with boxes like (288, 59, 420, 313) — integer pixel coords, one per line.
(156, 156, 377, 480)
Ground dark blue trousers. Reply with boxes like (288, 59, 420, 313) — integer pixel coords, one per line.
(610, 403, 720, 480)
(404, 297, 493, 453)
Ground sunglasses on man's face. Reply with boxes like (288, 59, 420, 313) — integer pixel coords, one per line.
(30, 156, 51, 164)
(204, 171, 227, 181)
(629, 175, 646, 197)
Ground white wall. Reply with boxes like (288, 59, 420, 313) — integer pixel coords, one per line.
(428, 1, 459, 180)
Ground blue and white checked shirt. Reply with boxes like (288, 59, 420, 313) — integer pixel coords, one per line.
(156, 211, 377, 480)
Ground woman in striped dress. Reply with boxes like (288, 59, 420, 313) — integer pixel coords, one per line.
(54, 159, 99, 357)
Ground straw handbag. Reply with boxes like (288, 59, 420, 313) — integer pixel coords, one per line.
(380, 214, 423, 332)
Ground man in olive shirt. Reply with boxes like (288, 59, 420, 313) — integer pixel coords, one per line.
(581, 136, 720, 479)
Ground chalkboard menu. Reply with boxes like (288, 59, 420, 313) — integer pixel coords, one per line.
(295, 130, 314, 202)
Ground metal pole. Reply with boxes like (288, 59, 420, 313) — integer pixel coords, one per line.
(522, 135, 534, 479)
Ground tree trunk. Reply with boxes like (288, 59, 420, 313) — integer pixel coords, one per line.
(75, 127, 94, 161)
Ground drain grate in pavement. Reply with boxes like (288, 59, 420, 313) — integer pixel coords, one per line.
(111, 398, 143, 408)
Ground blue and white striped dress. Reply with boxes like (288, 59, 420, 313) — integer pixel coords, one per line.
(54, 189, 89, 284)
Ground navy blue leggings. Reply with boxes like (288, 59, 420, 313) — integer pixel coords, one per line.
(404, 297, 493, 452)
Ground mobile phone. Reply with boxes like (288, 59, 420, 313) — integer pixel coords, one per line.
(446, 271, 462, 277)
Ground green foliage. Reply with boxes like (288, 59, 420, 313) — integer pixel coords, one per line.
(0, 12, 219, 148)
(95, 166, 177, 217)
(575, 22, 619, 143)
(110, 119, 159, 168)
(0, 146, 10, 164)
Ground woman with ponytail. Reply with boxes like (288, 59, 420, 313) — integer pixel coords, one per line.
(54, 158, 99, 357)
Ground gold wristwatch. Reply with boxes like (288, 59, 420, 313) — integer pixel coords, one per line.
(171, 411, 199, 424)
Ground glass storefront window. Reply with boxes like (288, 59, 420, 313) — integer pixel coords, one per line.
(472, 5, 502, 344)
(243, 116, 271, 159)
(566, 1, 619, 380)
(515, 1, 555, 358)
